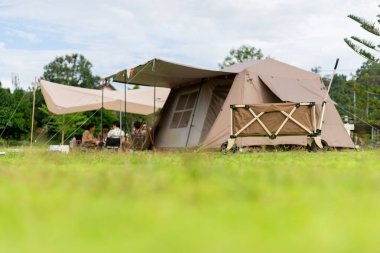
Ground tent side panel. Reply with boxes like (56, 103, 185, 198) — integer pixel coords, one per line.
(200, 72, 247, 148)
(319, 103, 355, 148)
(199, 80, 233, 143)
(186, 80, 224, 147)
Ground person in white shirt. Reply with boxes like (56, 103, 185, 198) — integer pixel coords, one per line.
(107, 121, 125, 141)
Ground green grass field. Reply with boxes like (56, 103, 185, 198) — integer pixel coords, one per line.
(0, 149, 379, 253)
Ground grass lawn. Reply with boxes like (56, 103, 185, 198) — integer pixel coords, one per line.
(0, 149, 379, 253)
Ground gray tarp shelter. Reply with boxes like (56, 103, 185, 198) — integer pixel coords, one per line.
(111, 58, 354, 149)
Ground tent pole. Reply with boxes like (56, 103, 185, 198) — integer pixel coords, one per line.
(101, 80, 104, 141)
(124, 69, 127, 135)
(30, 77, 37, 147)
(61, 115, 65, 145)
(153, 59, 157, 149)
(119, 111, 122, 131)
(185, 81, 203, 148)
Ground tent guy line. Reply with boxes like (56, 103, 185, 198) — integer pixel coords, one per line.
(62, 109, 100, 145)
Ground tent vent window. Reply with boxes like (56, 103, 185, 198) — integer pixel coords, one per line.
(169, 91, 198, 128)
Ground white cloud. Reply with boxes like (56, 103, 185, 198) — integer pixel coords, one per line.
(0, 0, 378, 88)
(0, 42, 74, 89)
(4, 28, 40, 43)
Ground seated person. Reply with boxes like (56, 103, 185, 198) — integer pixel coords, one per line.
(133, 121, 147, 135)
(82, 123, 100, 147)
(107, 121, 125, 140)
(131, 121, 149, 150)
(98, 124, 110, 145)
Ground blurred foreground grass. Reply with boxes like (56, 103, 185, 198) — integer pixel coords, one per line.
(0, 149, 379, 253)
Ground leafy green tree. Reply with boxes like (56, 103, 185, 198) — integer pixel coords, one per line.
(43, 53, 100, 88)
(354, 61, 380, 123)
(219, 45, 264, 69)
(326, 74, 355, 117)
(326, 61, 380, 125)
(344, 5, 380, 62)
(0, 88, 16, 139)
(0, 88, 32, 141)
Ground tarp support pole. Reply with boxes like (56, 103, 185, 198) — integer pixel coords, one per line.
(152, 59, 157, 148)
(101, 80, 104, 141)
(119, 111, 122, 131)
(124, 69, 128, 135)
(30, 77, 37, 147)
(61, 115, 65, 145)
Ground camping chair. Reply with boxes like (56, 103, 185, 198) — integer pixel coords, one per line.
(105, 137, 121, 151)
(81, 141, 98, 152)
(131, 128, 153, 151)
(75, 134, 82, 146)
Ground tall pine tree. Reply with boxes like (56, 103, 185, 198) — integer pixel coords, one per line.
(344, 5, 380, 62)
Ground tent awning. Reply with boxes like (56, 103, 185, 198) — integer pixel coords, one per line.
(40, 80, 170, 115)
(110, 58, 236, 89)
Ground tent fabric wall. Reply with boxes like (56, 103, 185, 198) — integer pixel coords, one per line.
(199, 80, 233, 143)
(40, 80, 170, 115)
(186, 78, 235, 147)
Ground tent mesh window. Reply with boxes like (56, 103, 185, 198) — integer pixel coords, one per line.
(169, 91, 198, 129)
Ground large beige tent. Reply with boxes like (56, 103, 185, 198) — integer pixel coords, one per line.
(111, 58, 354, 149)
(40, 80, 170, 115)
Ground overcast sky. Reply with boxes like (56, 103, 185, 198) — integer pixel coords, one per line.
(0, 0, 377, 90)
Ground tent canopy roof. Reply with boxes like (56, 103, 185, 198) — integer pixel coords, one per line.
(110, 58, 329, 104)
(110, 58, 323, 89)
(110, 58, 236, 89)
